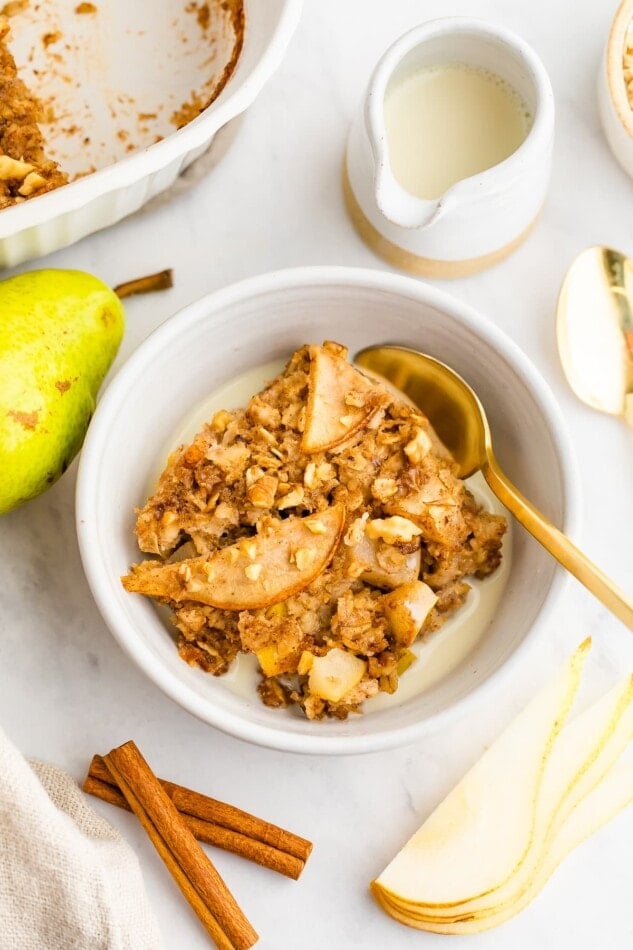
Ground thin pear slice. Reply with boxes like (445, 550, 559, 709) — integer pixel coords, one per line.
(402, 675, 633, 918)
(122, 503, 345, 611)
(381, 760, 633, 934)
(381, 674, 633, 921)
(374, 640, 590, 908)
(301, 345, 382, 453)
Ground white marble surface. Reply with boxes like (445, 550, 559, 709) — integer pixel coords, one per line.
(2, 1, 633, 947)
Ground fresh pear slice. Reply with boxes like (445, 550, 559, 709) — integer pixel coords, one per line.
(373, 640, 590, 908)
(380, 673, 633, 922)
(466, 759, 633, 934)
(301, 345, 382, 454)
(410, 674, 633, 921)
(122, 503, 345, 611)
(382, 760, 633, 934)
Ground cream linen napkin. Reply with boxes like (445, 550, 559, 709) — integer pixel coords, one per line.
(0, 726, 162, 950)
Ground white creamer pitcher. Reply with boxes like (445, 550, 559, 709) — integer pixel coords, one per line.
(344, 18, 555, 278)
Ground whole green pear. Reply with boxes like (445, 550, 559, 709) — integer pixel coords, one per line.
(0, 269, 125, 514)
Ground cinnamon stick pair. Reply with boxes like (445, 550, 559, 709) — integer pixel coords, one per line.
(96, 742, 256, 949)
(84, 754, 311, 879)
(84, 742, 312, 950)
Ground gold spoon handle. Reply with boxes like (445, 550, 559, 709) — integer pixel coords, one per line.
(483, 454, 633, 631)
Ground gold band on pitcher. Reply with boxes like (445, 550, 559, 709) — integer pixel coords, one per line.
(342, 164, 538, 279)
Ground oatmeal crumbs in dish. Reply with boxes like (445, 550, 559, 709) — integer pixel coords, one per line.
(123, 342, 507, 720)
(0, 18, 68, 208)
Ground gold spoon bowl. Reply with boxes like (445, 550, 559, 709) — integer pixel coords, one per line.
(356, 344, 633, 630)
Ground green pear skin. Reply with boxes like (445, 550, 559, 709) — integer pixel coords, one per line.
(0, 269, 125, 514)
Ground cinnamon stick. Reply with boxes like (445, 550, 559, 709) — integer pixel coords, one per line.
(103, 741, 257, 950)
(114, 268, 174, 299)
(83, 771, 305, 880)
(87, 754, 312, 867)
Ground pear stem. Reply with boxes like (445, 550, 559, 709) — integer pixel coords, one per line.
(114, 269, 173, 299)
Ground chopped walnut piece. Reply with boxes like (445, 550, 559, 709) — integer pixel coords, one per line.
(215, 502, 239, 525)
(247, 399, 281, 429)
(277, 484, 304, 509)
(372, 477, 398, 501)
(211, 409, 232, 433)
(366, 516, 423, 544)
(304, 460, 335, 490)
(245, 465, 264, 487)
(404, 427, 433, 464)
(344, 513, 369, 546)
(247, 474, 278, 509)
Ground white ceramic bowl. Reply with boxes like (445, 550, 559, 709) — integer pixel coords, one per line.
(0, 0, 302, 267)
(76, 267, 579, 755)
(599, 0, 633, 179)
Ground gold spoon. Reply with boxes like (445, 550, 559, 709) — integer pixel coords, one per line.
(355, 344, 633, 630)
(557, 246, 633, 427)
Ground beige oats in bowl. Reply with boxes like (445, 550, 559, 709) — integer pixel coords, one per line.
(123, 342, 507, 720)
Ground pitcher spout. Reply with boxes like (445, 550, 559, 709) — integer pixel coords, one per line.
(375, 165, 443, 229)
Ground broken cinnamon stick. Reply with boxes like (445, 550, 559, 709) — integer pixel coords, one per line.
(86, 754, 311, 869)
(114, 268, 173, 299)
(103, 741, 258, 950)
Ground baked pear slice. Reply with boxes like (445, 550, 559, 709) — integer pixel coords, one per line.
(301, 344, 383, 454)
(122, 503, 345, 611)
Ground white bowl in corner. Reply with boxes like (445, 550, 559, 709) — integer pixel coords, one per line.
(0, 0, 302, 267)
(599, 0, 633, 178)
(76, 267, 580, 755)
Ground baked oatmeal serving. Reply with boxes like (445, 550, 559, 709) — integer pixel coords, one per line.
(123, 342, 507, 720)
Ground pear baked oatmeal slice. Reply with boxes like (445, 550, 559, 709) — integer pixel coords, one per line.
(123, 342, 506, 720)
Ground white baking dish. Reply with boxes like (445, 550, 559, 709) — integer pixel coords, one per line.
(0, 0, 302, 267)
